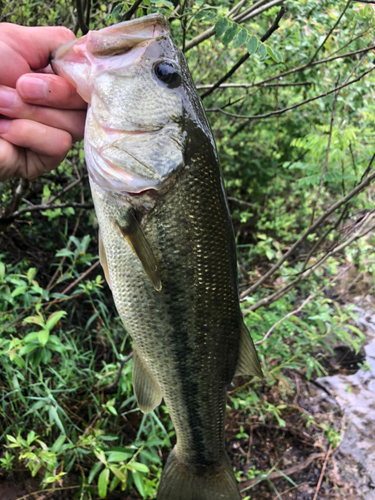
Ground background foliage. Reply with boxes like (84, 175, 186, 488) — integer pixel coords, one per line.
(1, 0, 375, 498)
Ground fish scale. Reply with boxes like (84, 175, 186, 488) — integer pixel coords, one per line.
(51, 13, 263, 499)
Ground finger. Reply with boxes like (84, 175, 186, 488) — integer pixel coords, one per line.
(0, 137, 66, 182)
(17, 74, 87, 110)
(0, 86, 85, 142)
(0, 118, 72, 160)
(0, 24, 76, 86)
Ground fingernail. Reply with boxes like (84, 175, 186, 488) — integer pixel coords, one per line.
(18, 76, 47, 100)
(0, 120, 11, 134)
(0, 87, 16, 108)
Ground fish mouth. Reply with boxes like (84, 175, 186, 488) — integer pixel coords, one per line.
(51, 14, 168, 64)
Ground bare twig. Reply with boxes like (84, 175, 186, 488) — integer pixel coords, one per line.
(313, 444, 333, 500)
(76, 0, 89, 34)
(197, 81, 313, 89)
(1, 179, 29, 218)
(206, 66, 375, 119)
(16, 485, 80, 500)
(240, 169, 375, 299)
(255, 269, 347, 345)
(123, 0, 143, 21)
(45, 260, 100, 312)
(0, 202, 93, 223)
(310, 77, 340, 224)
(104, 353, 133, 393)
(246, 215, 375, 312)
(309, 0, 351, 64)
(350, 0, 375, 3)
(227, 196, 258, 208)
(240, 453, 324, 491)
(201, 6, 286, 99)
(48, 174, 88, 205)
(185, 0, 280, 52)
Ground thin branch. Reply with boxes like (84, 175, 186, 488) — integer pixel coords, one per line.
(309, 0, 351, 64)
(1, 202, 93, 223)
(350, 0, 375, 3)
(255, 269, 347, 345)
(238, 0, 285, 23)
(76, 0, 89, 34)
(201, 6, 286, 99)
(104, 353, 133, 393)
(313, 445, 333, 500)
(48, 174, 87, 205)
(85, 0, 91, 27)
(206, 66, 375, 120)
(240, 453, 324, 492)
(310, 78, 340, 224)
(185, 0, 277, 52)
(123, 0, 143, 21)
(250, 44, 375, 88)
(227, 196, 258, 208)
(1, 178, 29, 219)
(197, 81, 313, 89)
(246, 215, 375, 312)
(226, 0, 248, 18)
(240, 169, 375, 299)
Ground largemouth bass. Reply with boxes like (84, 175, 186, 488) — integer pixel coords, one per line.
(52, 14, 263, 500)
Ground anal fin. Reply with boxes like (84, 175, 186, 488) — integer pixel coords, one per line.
(117, 210, 161, 291)
(99, 230, 111, 289)
(235, 320, 264, 378)
(133, 348, 162, 414)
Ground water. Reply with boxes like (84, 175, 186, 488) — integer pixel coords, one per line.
(316, 296, 375, 499)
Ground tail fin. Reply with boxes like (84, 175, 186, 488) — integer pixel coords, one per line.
(157, 448, 241, 500)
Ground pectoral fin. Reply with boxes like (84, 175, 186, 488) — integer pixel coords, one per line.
(117, 210, 161, 291)
(99, 230, 111, 289)
(133, 348, 162, 414)
(236, 320, 264, 378)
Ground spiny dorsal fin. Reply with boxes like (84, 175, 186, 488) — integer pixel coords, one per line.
(117, 210, 162, 291)
(133, 348, 162, 414)
(98, 230, 111, 289)
(236, 320, 264, 378)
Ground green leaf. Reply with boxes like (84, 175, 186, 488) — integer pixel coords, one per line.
(215, 17, 229, 37)
(266, 45, 280, 63)
(98, 468, 110, 498)
(24, 315, 45, 327)
(222, 23, 238, 45)
(247, 35, 258, 54)
(23, 331, 40, 343)
(38, 329, 49, 346)
(107, 451, 132, 463)
(233, 28, 248, 48)
(132, 470, 146, 498)
(88, 461, 103, 484)
(51, 435, 66, 453)
(0, 262, 5, 282)
(46, 311, 67, 332)
(19, 343, 39, 356)
(49, 406, 65, 435)
(258, 42, 267, 59)
(272, 48, 283, 62)
(129, 462, 149, 473)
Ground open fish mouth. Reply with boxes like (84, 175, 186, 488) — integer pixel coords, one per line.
(52, 14, 184, 196)
(50, 14, 170, 103)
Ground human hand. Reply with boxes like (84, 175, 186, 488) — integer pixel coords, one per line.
(0, 23, 87, 182)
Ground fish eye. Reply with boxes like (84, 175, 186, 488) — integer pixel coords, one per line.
(153, 61, 181, 89)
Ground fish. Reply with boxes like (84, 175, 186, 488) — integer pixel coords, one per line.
(51, 13, 263, 500)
